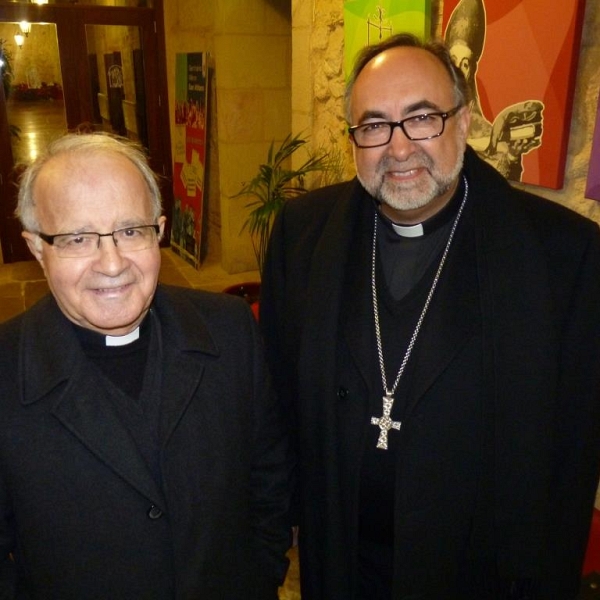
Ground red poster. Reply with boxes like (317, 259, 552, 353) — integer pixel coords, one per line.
(172, 53, 208, 268)
(442, 0, 586, 188)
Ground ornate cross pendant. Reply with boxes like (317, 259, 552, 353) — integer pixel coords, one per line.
(370, 393, 401, 450)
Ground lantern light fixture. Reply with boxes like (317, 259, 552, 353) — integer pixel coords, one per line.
(14, 32, 25, 49)
(19, 21, 31, 37)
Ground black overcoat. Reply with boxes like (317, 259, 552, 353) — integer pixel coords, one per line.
(0, 285, 292, 599)
(260, 148, 600, 599)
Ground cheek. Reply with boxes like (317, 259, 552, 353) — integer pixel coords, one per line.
(43, 264, 88, 315)
(134, 253, 162, 286)
(43, 258, 86, 292)
(355, 150, 383, 176)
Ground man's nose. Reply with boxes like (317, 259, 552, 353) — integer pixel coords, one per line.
(386, 125, 417, 159)
(94, 235, 127, 274)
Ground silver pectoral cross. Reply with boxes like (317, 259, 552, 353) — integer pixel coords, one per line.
(370, 393, 401, 450)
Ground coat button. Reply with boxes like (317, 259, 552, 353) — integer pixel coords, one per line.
(147, 505, 163, 519)
(337, 387, 349, 399)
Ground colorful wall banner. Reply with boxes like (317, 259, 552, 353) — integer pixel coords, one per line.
(442, 0, 586, 189)
(586, 96, 600, 202)
(172, 52, 209, 269)
(344, 0, 431, 79)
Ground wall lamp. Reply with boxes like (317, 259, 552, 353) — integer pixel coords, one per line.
(19, 21, 31, 37)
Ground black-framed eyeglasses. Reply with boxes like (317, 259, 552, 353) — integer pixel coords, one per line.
(348, 106, 463, 148)
(37, 224, 161, 258)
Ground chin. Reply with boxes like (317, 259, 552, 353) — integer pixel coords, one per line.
(381, 187, 435, 212)
(86, 310, 143, 335)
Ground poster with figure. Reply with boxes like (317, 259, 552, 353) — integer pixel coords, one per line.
(172, 52, 208, 269)
(344, 1, 431, 80)
(586, 97, 600, 202)
(442, 0, 586, 188)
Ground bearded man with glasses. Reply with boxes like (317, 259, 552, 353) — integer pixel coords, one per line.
(0, 133, 292, 599)
(260, 33, 600, 599)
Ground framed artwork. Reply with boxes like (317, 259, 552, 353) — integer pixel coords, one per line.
(442, 0, 586, 188)
(586, 95, 600, 202)
(344, 0, 431, 79)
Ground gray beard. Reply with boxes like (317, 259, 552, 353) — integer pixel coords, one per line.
(359, 152, 464, 213)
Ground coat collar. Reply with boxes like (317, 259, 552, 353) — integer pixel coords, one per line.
(17, 286, 220, 505)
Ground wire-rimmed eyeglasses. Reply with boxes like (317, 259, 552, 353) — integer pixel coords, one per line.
(348, 106, 463, 148)
(37, 224, 161, 258)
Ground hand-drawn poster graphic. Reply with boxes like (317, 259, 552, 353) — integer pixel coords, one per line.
(443, 0, 586, 188)
(172, 52, 208, 268)
(344, 1, 431, 80)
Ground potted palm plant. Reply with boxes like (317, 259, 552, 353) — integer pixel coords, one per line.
(236, 132, 330, 278)
(224, 133, 329, 313)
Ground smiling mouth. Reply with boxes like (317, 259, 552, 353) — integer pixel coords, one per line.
(386, 166, 425, 180)
(91, 283, 132, 294)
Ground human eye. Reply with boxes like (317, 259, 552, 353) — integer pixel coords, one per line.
(411, 113, 439, 124)
(120, 227, 144, 238)
(360, 121, 389, 133)
(57, 233, 95, 249)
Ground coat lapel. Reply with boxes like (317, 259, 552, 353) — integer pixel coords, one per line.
(341, 191, 379, 391)
(403, 204, 480, 417)
(19, 289, 219, 506)
(151, 287, 218, 448)
(18, 299, 164, 506)
(52, 370, 166, 507)
(299, 181, 366, 390)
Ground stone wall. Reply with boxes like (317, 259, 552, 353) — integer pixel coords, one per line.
(295, 0, 600, 225)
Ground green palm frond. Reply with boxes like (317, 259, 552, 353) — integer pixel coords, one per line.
(235, 133, 330, 277)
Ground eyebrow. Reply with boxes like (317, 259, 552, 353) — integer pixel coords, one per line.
(356, 100, 445, 124)
(404, 100, 443, 114)
(357, 110, 388, 123)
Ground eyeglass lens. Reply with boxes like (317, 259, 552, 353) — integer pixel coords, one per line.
(353, 114, 445, 147)
(52, 226, 158, 257)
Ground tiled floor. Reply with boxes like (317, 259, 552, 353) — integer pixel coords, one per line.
(0, 249, 301, 599)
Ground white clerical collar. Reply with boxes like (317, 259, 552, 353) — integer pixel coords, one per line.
(374, 174, 467, 239)
(390, 222, 425, 238)
(105, 326, 140, 347)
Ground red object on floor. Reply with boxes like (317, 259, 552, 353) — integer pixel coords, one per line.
(583, 509, 600, 575)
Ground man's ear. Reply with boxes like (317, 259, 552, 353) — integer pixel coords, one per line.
(22, 231, 44, 266)
(458, 105, 471, 138)
(157, 215, 167, 241)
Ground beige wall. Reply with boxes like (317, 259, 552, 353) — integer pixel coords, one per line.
(163, 0, 291, 274)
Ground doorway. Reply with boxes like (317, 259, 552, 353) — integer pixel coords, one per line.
(0, 2, 171, 263)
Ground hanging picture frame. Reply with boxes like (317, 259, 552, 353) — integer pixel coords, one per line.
(442, 0, 586, 189)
